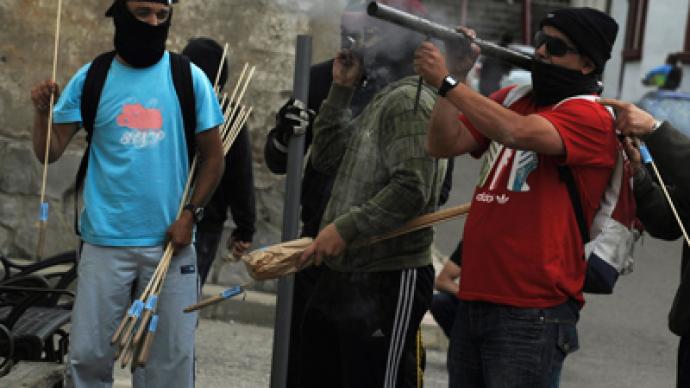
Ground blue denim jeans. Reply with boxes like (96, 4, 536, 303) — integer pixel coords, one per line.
(447, 299, 579, 388)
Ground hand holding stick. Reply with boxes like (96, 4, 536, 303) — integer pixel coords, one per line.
(244, 203, 471, 281)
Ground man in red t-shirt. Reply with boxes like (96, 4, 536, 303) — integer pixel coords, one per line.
(414, 7, 619, 388)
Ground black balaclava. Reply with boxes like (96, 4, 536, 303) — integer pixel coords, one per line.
(106, 0, 172, 68)
(531, 7, 618, 106)
(531, 61, 601, 106)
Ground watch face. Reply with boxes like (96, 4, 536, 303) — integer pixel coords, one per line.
(194, 207, 204, 222)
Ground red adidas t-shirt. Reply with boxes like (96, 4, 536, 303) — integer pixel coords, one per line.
(458, 86, 617, 307)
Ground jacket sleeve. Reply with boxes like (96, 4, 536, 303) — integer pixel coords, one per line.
(227, 125, 256, 242)
(644, 122, 690, 195)
(332, 86, 442, 241)
(309, 84, 355, 174)
(635, 122, 690, 241)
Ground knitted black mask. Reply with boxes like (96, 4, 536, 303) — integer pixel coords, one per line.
(531, 60, 600, 106)
(110, 1, 171, 68)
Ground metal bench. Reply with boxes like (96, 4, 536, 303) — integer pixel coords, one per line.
(0, 251, 77, 377)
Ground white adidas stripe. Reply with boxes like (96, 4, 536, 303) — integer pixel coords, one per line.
(384, 269, 417, 388)
(384, 270, 410, 388)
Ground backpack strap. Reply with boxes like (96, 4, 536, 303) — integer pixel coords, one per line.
(77, 50, 116, 192)
(169, 52, 197, 165)
(558, 166, 590, 245)
(553, 94, 617, 247)
(74, 50, 117, 235)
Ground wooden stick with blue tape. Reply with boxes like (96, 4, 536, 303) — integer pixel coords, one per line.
(183, 284, 248, 313)
(35, 0, 63, 260)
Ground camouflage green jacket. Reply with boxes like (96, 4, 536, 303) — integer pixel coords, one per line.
(311, 76, 447, 272)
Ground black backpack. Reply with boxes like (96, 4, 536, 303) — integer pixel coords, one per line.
(74, 50, 197, 234)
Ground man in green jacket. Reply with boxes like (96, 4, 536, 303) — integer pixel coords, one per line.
(297, 18, 447, 388)
(601, 98, 690, 388)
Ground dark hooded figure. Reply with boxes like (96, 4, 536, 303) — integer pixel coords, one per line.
(415, 7, 619, 387)
(182, 37, 256, 287)
(30, 1, 225, 387)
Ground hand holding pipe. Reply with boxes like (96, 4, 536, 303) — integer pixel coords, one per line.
(366, 1, 533, 71)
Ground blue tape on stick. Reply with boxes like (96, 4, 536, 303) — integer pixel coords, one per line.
(39, 202, 49, 221)
(130, 300, 144, 318)
(145, 295, 158, 311)
(149, 315, 159, 333)
(639, 143, 653, 164)
(221, 286, 242, 299)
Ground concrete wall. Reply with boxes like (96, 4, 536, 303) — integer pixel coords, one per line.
(0, 0, 345, 259)
(603, 0, 690, 100)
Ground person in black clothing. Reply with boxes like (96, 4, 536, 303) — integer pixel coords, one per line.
(182, 37, 256, 285)
(263, 1, 453, 385)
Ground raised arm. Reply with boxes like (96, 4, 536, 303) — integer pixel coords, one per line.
(264, 98, 314, 174)
(310, 50, 362, 174)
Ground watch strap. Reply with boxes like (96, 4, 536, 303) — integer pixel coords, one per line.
(183, 203, 203, 223)
(438, 75, 459, 97)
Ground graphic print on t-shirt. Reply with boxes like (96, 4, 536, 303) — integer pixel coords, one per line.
(476, 140, 538, 204)
(116, 101, 165, 148)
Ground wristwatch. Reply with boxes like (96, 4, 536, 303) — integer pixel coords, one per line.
(438, 75, 459, 97)
(183, 203, 204, 223)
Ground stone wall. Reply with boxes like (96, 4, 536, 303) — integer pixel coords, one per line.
(0, 0, 344, 259)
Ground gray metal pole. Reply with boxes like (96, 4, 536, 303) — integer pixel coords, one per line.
(270, 34, 312, 388)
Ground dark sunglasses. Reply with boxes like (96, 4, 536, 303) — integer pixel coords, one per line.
(130, 6, 171, 23)
(533, 31, 579, 57)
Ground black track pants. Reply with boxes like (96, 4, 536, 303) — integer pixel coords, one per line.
(297, 265, 433, 388)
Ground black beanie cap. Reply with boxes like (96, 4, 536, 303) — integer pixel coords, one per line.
(540, 7, 618, 74)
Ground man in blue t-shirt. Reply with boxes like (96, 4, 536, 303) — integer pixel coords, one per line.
(30, 1, 224, 387)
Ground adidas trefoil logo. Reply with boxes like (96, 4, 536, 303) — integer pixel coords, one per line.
(371, 329, 385, 338)
(496, 194, 510, 204)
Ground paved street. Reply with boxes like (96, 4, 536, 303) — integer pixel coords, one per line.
(114, 319, 451, 388)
